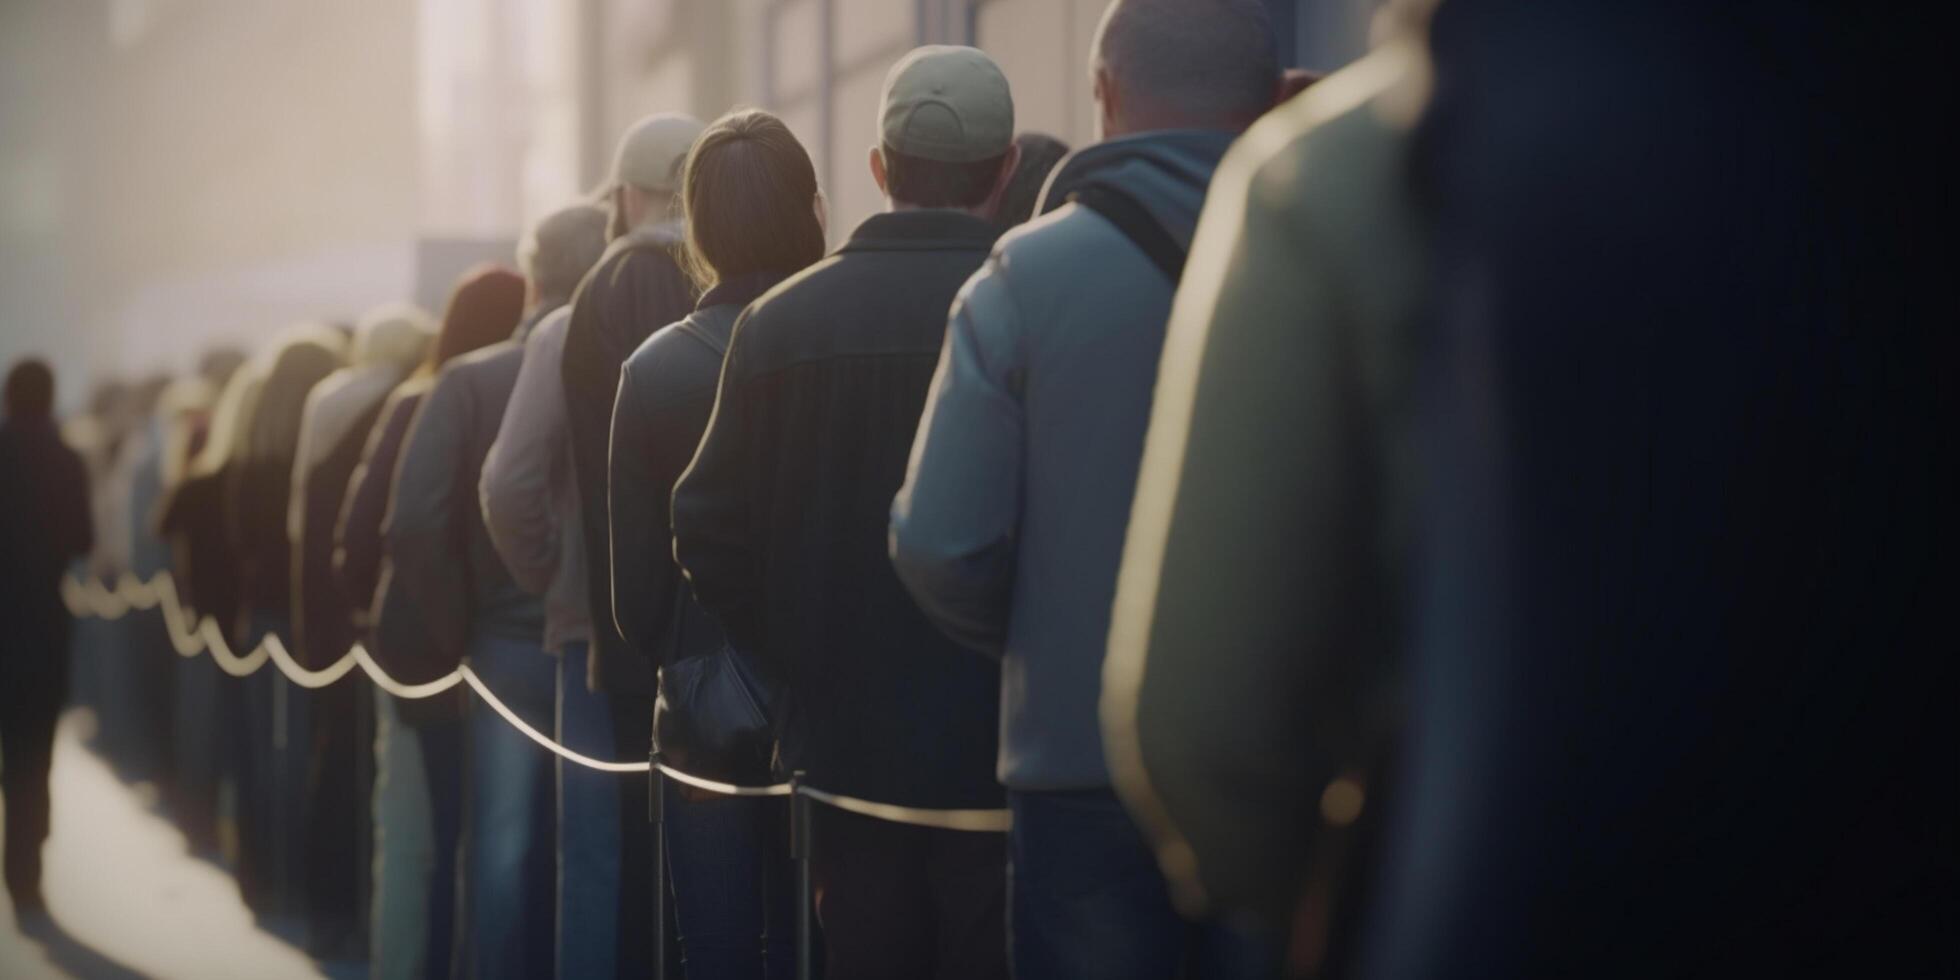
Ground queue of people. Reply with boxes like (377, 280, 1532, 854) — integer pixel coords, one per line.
(5, 0, 1951, 977)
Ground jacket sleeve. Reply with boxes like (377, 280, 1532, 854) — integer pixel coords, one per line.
(670, 315, 765, 654)
(1102, 97, 1411, 928)
(481, 321, 569, 596)
(334, 395, 409, 614)
(607, 350, 687, 659)
(889, 260, 1027, 656)
(384, 375, 473, 665)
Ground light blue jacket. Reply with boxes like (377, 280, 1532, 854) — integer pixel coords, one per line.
(891, 130, 1236, 790)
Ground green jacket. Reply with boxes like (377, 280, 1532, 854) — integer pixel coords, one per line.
(1101, 42, 1430, 929)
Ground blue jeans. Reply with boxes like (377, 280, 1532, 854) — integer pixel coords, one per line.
(663, 779, 797, 979)
(459, 631, 556, 980)
(1008, 789, 1281, 980)
(556, 642, 621, 980)
(371, 693, 434, 980)
(417, 700, 466, 980)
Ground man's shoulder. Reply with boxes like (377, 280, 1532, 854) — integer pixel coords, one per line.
(440, 339, 523, 379)
(572, 239, 682, 312)
(978, 204, 1131, 313)
(728, 254, 848, 346)
(431, 341, 522, 405)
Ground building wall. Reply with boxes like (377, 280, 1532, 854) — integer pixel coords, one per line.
(594, 0, 1380, 245)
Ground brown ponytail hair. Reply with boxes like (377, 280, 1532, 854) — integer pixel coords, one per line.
(680, 109, 827, 290)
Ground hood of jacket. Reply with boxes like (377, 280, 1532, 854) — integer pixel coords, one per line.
(1037, 128, 1240, 251)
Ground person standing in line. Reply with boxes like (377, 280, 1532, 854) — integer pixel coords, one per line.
(382, 257, 560, 980)
(289, 305, 433, 958)
(475, 203, 615, 980)
(158, 354, 264, 858)
(1097, 11, 1432, 974)
(343, 267, 522, 980)
(888, 2, 1283, 976)
(673, 46, 1020, 980)
(0, 359, 93, 926)
(557, 110, 703, 979)
(992, 132, 1071, 229)
(226, 326, 348, 918)
(608, 109, 826, 979)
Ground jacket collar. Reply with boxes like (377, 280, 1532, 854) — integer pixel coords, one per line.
(698, 270, 786, 312)
(838, 210, 1002, 255)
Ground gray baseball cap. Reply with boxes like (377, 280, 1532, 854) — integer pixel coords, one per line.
(879, 46, 1014, 163)
(610, 113, 707, 193)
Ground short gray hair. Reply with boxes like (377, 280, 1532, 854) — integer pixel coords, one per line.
(1093, 0, 1279, 126)
(520, 203, 610, 305)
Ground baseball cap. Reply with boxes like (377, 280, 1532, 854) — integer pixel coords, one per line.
(610, 113, 707, 193)
(879, 46, 1014, 163)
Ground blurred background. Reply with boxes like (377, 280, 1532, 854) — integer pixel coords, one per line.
(0, 0, 1371, 412)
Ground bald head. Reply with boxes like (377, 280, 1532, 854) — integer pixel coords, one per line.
(1091, 0, 1279, 139)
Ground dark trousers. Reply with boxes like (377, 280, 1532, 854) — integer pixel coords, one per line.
(811, 804, 1007, 980)
(304, 679, 367, 957)
(1008, 789, 1280, 980)
(663, 781, 797, 979)
(2, 684, 62, 906)
(612, 692, 661, 978)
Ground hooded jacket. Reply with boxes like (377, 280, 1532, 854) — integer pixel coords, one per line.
(889, 129, 1235, 791)
(560, 224, 696, 695)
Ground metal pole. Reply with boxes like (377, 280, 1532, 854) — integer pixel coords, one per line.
(652, 753, 668, 980)
(791, 771, 814, 980)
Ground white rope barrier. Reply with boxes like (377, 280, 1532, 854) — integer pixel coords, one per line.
(66, 571, 1010, 830)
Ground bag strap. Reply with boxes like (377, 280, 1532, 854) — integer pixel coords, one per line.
(1069, 184, 1188, 283)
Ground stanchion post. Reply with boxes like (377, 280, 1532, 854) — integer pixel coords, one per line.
(651, 752, 668, 980)
(791, 770, 814, 980)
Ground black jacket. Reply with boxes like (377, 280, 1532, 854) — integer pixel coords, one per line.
(334, 380, 428, 629)
(384, 342, 541, 680)
(672, 211, 1006, 810)
(0, 416, 93, 691)
(292, 401, 387, 669)
(159, 465, 240, 630)
(562, 229, 697, 695)
(609, 272, 784, 669)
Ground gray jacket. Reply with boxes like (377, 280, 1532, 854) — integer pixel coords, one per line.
(481, 306, 589, 654)
(891, 129, 1236, 791)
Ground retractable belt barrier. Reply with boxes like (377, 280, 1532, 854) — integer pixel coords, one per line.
(63, 571, 1011, 832)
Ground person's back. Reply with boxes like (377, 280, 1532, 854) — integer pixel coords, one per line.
(561, 114, 703, 701)
(0, 412, 92, 624)
(388, 339, 540, 676)
(677, 200, 1006, 808)
(0, 359, 93, 918)
(671, 45, 1018, 980)
(888, 3, 1285, 977)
